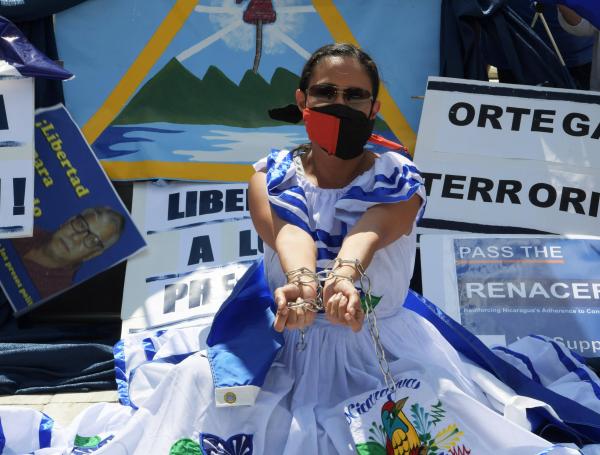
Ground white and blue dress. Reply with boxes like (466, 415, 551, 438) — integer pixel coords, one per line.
(0, 149, 598, 454)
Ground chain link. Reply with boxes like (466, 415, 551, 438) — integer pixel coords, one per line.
(283, 260, 396, 395)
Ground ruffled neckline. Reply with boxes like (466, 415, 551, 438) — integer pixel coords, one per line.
(293, 152, 378, 194)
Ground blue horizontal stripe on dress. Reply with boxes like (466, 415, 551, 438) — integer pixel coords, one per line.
(317, 248, 338, 261)
(373, 167, 400, 185)
(341, 179, 421, 203)
(274, 192, 309, 218)
(267, 185, 304, 198)
(270, 202, 348, 249)
(314, 228, 345, 248)
(271, 204, 312, 236)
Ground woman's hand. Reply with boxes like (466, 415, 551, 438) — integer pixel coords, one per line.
(322, 277, 364, 332)
(273, 282, 318, 332)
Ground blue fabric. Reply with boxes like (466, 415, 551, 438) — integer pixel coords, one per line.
(38, 413, 53, 449)
(493, 345, 542, 383)
(207, 260, 284, 390)
(507, 0, 593, 67)
(0, 417, 5, 453)
(403, 290, 600, 444)
(142, 337, 157, 361)
(539, 0, 600, 30)
(0, 16, 71, 79)
(113, 339, 130, 407)
(442, 0, 577, 88)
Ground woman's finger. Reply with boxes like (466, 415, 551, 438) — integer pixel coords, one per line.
(273, 293, 289, 332)
(337, 294, 349, 322)
(287, 304, 299, 328)
(326, 292, 341, 323)
(345, 294, 364, 332)
(294, 301, 306, 328)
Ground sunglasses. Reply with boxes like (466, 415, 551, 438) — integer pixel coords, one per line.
(306, 84, 373, 107)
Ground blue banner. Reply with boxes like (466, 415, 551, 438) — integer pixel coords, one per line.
(454, 237, 600, 357)
(0, 105, 146, 315)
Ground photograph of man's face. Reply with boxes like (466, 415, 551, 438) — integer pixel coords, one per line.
(45, 207, 125, 268)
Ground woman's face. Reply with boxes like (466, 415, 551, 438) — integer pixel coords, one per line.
(296, 56, 380, 119)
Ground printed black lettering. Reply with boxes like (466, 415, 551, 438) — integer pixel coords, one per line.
(448, 102, 475, 126)
(441, 175, 466, 199)
(531, 109, 555, 133)
(563, 113, 590, 137)
(589, 191, 600, 217)
(559, 186, 586, 214)
(477, 104, 503, 129)
(421, 173, 442, 196)
(529, 183, 557, 208)
(188, 235, 215, 265)
(0, 95, 8, 130)
(239, 230, 258, 256)
(163, 283, 188, 314)
(467, 177, 493, 202)
(496, 180, 522, 204)
(189, 279, 210, 308)
(186, 191, 198, 217)
(222, 272, 237, 293)
(199, 190, 224, 215)
(592, 121, 600, 140)
(225, 189, 245, 212)
(12, 178, 25, 215)
(167, 193, 185, 220)
(505, 107, 531, 131)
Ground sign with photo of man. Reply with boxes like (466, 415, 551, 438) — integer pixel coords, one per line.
(0, 104, 146, 315)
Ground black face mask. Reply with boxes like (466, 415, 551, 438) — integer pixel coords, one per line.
(302, 104, 375, 160)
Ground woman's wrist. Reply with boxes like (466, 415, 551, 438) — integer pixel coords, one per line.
(284, 267, 319, 293)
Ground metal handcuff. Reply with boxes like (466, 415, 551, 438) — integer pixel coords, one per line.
(283, 259, 397, 394)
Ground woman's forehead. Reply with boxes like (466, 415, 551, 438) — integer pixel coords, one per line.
(310, 56, 371, 88)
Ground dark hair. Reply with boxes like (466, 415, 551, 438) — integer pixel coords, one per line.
(298, 43, 380, 100)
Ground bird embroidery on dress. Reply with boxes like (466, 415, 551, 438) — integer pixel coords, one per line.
(381, 397, 426, 455)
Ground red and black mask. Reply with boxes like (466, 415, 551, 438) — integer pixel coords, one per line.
(302, 104, 375, 160)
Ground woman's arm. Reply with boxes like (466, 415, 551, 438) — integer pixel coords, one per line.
(248, 171, 318, 331)
(248, 171, 276, 249)
(323, 194, 422, 331)
(557, 5, 596, 36)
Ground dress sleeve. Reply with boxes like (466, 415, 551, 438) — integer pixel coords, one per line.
(335, 151, 427, 226)
(259, 149, 312, 235)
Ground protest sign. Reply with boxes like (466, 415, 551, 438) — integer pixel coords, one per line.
(121, 181, 261, 334)
(415, 77, 600, 236)
(0, 105, 146, 315)
(0, 77, 34, 238)
(421, 235, 600, 357)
